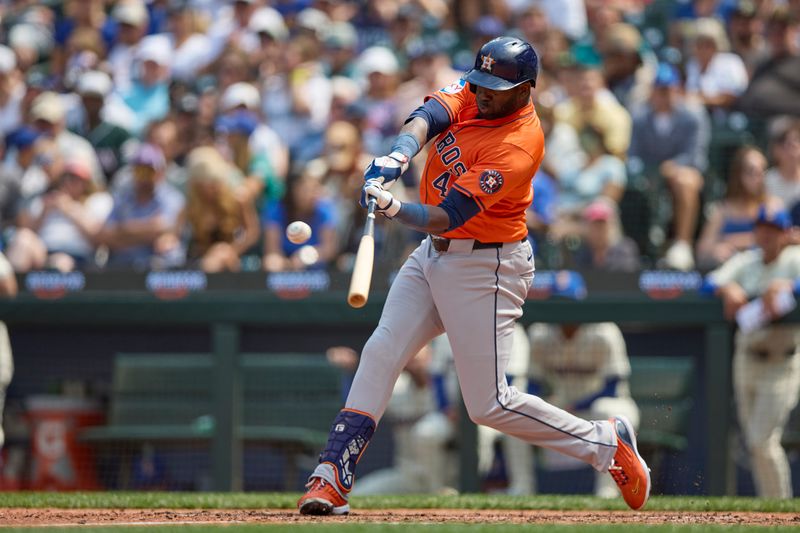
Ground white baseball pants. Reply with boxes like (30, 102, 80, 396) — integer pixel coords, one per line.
(345, 237, 618, 473)
(734, 327, 800, 499)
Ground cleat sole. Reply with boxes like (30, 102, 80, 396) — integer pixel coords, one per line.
(299, 498, 349, 516)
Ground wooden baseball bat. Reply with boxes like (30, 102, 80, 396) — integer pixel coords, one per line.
(347, 198, 377, 308)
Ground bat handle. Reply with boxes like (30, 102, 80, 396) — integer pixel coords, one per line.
(365, 198, 377, 237)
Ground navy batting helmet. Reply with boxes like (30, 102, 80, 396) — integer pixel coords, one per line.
(464, 36, 539, 91)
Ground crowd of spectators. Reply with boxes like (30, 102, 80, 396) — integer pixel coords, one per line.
(0, 0, 797, 274)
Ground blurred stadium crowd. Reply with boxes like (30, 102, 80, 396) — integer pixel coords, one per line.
(0, 0, 797, 274)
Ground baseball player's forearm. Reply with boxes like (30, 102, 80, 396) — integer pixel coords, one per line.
(367, 185, 480, 234)
(393, 117, 429, 159)
(393, 203, 450, 234)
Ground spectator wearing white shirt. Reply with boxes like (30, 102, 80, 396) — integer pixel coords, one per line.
(685, 17, 749, 113)
(29, 91, 104, 186)
(207, 0, 262, 60)
(523, 0, 588, 42)
(0, 46, 24, 139)
(166, 0, 216, 83)
(107, 0, 149, 92)
(766, 120, 800, 209)
(8, 160, 112, 272)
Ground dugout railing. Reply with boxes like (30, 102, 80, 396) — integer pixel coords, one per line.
(0, 288, 751, 495)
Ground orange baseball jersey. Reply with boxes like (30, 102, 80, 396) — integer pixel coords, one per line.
(422, 79, 545, 242)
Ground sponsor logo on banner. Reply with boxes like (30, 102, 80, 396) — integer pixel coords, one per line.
(25, 272, 85, 299)
(146, 271, 207, 300)
(527, 270, 587, 300)
(639, 270, 702, 299)
(267, 270, 330, 299)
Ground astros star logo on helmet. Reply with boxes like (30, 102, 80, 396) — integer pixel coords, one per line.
(480, 54, 496, 72)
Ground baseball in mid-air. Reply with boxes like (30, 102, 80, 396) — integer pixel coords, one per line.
(286, 221, 312, 244)
(297, 244, 319, 266)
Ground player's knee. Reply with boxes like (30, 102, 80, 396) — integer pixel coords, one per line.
(467, 403, 505, 428)
(360, 330, 395, 364)
(749, 437, 783, 462)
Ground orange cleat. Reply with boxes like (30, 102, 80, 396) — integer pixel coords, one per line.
(608, 416, 651, 510)
(297, 477, 349, 516)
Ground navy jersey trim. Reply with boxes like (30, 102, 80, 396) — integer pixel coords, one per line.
(452, 182, 473, 198)
(429, 93, 455, 123)
(408, 99, 453, 143)
(439, 188, 481, 231)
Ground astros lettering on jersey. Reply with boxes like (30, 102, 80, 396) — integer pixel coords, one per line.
(422, 79, 545, 243)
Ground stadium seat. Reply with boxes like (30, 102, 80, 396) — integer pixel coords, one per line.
(240, 353, 343, 488)
(81, 354, 215, 442)
(619, 168, 672, 264)
(81, 352, 342, 490)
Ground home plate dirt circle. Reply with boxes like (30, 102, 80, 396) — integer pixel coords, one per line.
(1, 509, 799, 527)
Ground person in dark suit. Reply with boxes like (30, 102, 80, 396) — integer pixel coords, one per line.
(628, 63, 710, 271)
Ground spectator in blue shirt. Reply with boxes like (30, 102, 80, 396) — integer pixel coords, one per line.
(262, 167, 338, 272)
(98, 143, 184, 270)
(628, 63, 710, 271)
(121, 35, 171, 136)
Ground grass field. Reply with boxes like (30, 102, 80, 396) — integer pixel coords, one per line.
(1, 493, 798, 532)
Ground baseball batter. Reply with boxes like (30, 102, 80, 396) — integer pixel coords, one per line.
(704, 206, 800, 499)
(298, 37, 650, 515)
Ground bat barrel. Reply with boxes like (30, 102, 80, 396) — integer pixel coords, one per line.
(347, 199, 378, 308)
(347, 233, 375, 308)
(347, 292, 367, 308)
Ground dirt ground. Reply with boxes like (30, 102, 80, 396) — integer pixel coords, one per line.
(0, 509, 799, 527)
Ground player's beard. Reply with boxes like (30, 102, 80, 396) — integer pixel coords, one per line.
(476, 90, 528, 119)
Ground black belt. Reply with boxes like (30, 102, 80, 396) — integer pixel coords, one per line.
(430, 235, 525, 253)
